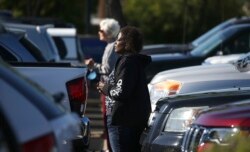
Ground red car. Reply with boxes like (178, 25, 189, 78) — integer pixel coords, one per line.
(181, 99, 250, 152)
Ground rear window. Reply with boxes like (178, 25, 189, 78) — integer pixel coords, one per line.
(0, 45, 18, 62)
(19, 36, 47, 62)
(52, 36, 78, 60)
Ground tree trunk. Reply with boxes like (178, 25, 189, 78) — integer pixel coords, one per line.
(182, 0, 188, 43)
(107, 0, 127, 27)
(98, 0, 106, 18)
(198, 0, 207, 36)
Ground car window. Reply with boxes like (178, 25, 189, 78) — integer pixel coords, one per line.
(222, 32, 250, 54)
(19, 36, 47, 62)
(190, 25, 250, 57)
(52, 36, 67, 59)
(190, 32, 226, 56)
(52, 36, 78, 60)
(191, 19, 233, 47)
(0, 45, 18, 62)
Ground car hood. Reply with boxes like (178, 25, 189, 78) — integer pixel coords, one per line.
(142, 43, 192, 54)
(195, 100, 250, 127)
(150, 63, 238, 84)
(141, 44, 193, 55)
(150, 52, 189, 62)
(149, 63, 250, 96)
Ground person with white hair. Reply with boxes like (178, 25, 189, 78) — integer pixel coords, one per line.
(85, 18, 120, 82)
(85, 18, 120, 151)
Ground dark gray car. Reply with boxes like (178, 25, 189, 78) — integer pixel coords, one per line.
(140, 89, 250, 152)
(140, 47, 250, 152)
(142, 16, 250, 55)
(146, 24, 250, 82)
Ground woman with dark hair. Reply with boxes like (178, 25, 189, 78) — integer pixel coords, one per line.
(98, 26, 152, 152)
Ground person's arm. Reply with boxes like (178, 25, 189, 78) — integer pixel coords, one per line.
(84, 58, 95, 69)
(101, 57, 137, 101)
(94, 46, 117, 75)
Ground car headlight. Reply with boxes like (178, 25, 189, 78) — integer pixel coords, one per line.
(203, 128, 240, 145)
(197, 128, 250, 152)
(149, 80, 182, 106)
(164, 107, 207, 132)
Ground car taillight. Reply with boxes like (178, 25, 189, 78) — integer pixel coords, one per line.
(66, 77, 87, 103)
(66, 77, 88, 115)
(22, 134, 57, 152)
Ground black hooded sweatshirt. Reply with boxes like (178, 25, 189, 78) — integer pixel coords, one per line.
(102, 53, 152, 128)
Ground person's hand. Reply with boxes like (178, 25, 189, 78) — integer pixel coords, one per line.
(84, 58, 95, 69)
(97, 81, 105, 94)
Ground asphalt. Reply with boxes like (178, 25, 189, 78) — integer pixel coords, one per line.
(84, 84, 109, 152)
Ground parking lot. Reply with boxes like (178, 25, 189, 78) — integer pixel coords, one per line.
(1, 4, 250, 151)
(85, 86, 108, 152)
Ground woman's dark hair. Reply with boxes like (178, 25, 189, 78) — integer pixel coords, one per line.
(120, 26, 143, 53)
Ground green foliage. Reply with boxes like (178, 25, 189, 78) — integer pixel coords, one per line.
(123, 0, 183, 43)
(0, 0, 249, 43)
(0, 0, 88, 33)
(123, 0, 245, 44)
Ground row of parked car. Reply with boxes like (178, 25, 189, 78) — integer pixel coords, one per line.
(144, 16, 250, 82)
(0, 16, 91, 151)
(2, 13, 250, 151)
(139, 16, 250, 152)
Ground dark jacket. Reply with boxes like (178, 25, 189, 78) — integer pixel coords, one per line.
(102, 53, 152, 128)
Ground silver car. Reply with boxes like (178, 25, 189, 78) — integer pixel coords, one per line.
(148, 53, 250, 110)
(0, 59, 81, 152)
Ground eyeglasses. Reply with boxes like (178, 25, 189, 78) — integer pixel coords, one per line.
(99, 29, 105, 33)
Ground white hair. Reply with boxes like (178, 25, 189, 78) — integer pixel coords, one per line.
(100, 18, 120, 39)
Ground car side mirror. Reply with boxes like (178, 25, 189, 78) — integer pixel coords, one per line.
(216, 50, 223, 56)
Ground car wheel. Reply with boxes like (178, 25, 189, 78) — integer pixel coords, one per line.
(0, 128, 11, 152)
(0, 112, 18, 152)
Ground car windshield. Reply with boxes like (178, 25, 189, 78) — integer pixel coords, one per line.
(190, 26, 239, 57)
(191, 19, 234, 47)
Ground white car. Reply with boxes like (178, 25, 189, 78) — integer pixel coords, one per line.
(148, 53, 250, 110)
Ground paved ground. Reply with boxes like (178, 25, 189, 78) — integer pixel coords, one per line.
(86, 98, 108, 151)
(84, 84, 109, 152)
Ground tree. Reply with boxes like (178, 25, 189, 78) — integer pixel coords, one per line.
(106, 0, 127, 27)
(0, 0, 248, 42)
(0, 0, 87, 33)
(123, 0, 245, 44)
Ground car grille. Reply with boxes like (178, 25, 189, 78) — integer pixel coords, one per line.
(182, 125, 205, 152)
